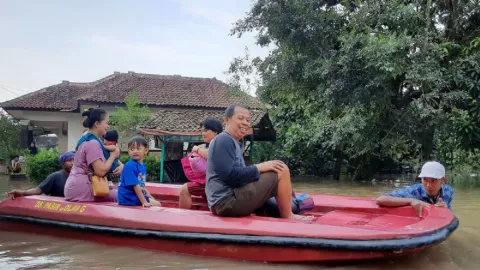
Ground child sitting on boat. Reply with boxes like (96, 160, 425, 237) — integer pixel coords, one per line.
(376, 161, 454, 217)
(118, 136, 161, 207)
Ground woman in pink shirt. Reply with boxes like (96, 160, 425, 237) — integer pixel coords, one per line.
(64, 109, 120, 202)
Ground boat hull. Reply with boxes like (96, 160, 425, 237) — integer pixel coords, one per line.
(0, 214, 458, 263)
(0, 184, 459, 263)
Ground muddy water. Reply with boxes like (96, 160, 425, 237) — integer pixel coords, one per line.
(0, 174, 479, 270)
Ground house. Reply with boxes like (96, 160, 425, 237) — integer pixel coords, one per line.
(138, 108, 276, 182)
(0, 71, 274, 153)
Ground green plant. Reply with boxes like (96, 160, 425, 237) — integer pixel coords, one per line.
(109, 90, 151, 149)
(0, 114, 21, 160)
(144, 155, 160, 182)
(25, 150, 61, 184)
(119, 154, 130, 164)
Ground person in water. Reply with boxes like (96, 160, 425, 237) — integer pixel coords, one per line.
(376, 161, 454, 217)
(118, 136, 161, 207)
(64, 109, 120, 202)
(9, 155, 22, 173)
(7, 151, 75, 198)
(206, 104, 313, 220)
(179, 118, 223, 209)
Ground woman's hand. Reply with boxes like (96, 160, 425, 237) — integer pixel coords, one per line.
(112, 162, 124, 176)
(110, 146, 120, 158)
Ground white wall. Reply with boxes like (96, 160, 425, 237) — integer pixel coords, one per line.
(8, 107, 159, 152)
(8, 110, 83, 152)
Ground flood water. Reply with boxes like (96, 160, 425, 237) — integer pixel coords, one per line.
(0, 174, 479, 270)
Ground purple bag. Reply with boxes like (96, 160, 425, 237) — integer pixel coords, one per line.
(294, 194, 315, 212)
(189, 152, 207, 176)
(180, 152, 207, 185)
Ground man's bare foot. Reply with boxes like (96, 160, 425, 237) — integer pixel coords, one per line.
(291, 214, 315, 221)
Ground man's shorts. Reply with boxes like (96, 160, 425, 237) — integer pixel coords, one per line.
(187, 182, 206, 199)
(211, 172, 279, 217)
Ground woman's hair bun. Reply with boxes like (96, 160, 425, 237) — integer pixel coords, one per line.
(82, 108, 93, 118)
(82, 108, 107, 129)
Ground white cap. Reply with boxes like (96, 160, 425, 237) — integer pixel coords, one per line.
(418, 161, 445, 179)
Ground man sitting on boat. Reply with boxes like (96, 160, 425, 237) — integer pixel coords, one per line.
(206, 104, 313, 220)
(179, 118, 223, 209)
(376, 161, 454, 217)
(7, 151, 75, 198)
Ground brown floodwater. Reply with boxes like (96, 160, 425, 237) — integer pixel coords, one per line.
(0, 174, 479, 270)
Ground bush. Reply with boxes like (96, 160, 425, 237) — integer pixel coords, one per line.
(25, 150, 61, 184)
(119, 154, 130, 164)
(119, 154, 160, 182)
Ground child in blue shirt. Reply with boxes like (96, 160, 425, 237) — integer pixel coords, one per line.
(118, 136, 161, 207)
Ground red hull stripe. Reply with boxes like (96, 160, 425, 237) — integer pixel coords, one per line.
(0, 215, 459, 251)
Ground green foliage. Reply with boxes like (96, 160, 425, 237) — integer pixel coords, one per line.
(24, 150, 61, 184)
(144, 155, 160, 182)
(109, 90, 151, 149)
(118, 154, 160, 182)
(228, 0, 480, 179)
(119, 154, 130, 164)
(0, 114, 22, 160)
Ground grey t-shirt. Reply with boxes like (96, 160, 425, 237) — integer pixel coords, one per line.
(205, 132, 259, 209)
(38, 170, 68, 197)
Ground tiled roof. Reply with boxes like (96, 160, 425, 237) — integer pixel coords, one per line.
(0, 72, 263, 110)
(140, 108, 266, 135)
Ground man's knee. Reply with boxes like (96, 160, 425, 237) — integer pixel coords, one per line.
(180, 183, 190, 196)
(278, 163, 290, 178)
(262, 171, 279, 185)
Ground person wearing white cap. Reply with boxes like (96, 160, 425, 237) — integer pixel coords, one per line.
(375, 161, 454, 217)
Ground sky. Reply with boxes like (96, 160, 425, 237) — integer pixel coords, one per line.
(0, 0, 269, 103)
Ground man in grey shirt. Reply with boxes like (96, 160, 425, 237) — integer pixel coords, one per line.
(206, 104, 312, 220)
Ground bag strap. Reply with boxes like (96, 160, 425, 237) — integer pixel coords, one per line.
(81, 165, 94, 178)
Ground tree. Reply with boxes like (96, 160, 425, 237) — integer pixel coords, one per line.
(108, 90, 151, 149)
(228, 0, 480, 179)
(0, 113, 21, 160)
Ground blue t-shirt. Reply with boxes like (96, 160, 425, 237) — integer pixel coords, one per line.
(118, 159, 149, 206)
(386, 183, 454, 209)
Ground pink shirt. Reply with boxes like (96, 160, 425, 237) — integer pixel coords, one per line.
(64, 140, 117, 202)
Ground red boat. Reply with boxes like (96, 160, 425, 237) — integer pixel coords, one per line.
(0, 183, 458, 263)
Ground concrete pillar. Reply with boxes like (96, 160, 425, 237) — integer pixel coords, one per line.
(67, 116, 83, 151)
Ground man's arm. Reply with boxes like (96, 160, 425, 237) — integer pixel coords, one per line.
(445, 187, 454, 209)
(375, 195, 417, 207)
(376, 186, 432, 217)
(7, 187, 42, 198)
(375, 186, 417, 207)
(209, 135, 259, 187)
(7, 172, 55, 198)
(38, 172, 57, 195)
